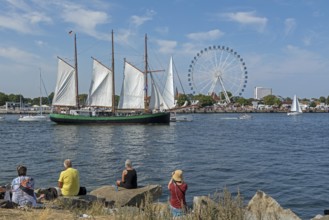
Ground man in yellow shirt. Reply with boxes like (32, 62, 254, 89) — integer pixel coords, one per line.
(58, 159, 80, 196)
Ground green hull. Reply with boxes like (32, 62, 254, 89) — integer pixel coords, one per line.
(49, 112, 170, 125)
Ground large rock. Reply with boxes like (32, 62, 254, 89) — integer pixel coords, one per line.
(193, 196, 217, 216)
(311, 215, 329, 220)
(246, 191, 301, 220)
(90, 185, 162, 207)
(56, 195, 104, 209)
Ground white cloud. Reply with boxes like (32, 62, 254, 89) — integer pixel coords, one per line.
(35, 40, 47, 47)
(5, 0, 31, 12)
(284, 18, 296, 36)
(115, 29, 136, 46)
(187, 29, 224, 41)
(0, 47, 39, 63)
(156, 40, 177, 54)
(0, 1, 52, 34)
(222, 11, 267, 32)
(155, 26, 169, 35)
(130, 10, 156, 27)
(60, 2, 110, 39)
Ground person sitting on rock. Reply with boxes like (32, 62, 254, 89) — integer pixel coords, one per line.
(11, 165, 43, 207)
(168, 169, 188, 217)
(116, 159, 137, 189)
(58, 159, 80, 196)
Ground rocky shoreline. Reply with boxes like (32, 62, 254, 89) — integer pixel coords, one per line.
(1, 185, 327, 220)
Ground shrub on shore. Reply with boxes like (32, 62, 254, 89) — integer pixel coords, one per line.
(0, 188, 245, 220)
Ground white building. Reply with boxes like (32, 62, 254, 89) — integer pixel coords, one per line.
(254, 87, 272, 100)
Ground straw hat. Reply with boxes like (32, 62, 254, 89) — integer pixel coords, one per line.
(172, 170, 183, 182)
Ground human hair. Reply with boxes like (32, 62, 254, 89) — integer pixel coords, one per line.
(63, 159, 72, 168)
(125, 159, 132, 168)
(17, 165, 27, 176)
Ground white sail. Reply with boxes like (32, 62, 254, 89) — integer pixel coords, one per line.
(291, 95, 302, 113)
(161, 56, 175, 110)
(288, 95, 302, 115)
(118, 61, 145, 109)
(87, 59, 113, 107)
(52, 58, 77, 106)
(149, 73, 166, 111)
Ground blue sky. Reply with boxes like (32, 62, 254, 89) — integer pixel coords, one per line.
(0, 0, 328, 99)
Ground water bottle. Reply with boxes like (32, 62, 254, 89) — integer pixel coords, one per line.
(4, 184, 11, 201)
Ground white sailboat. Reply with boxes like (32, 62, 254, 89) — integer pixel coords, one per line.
(18, 71, 48, 122)
(161, 56, 193, 122)
(287, 95, 303, 116)
(161, 56, 176, 110)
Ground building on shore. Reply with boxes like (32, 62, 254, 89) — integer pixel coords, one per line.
(254, 87, 272, 100)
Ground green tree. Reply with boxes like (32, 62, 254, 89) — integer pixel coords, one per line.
(309, 101, 316, 108)
(326, 96, 329, 105)
(235, 97, 251, 106)
(0, 92, 9, 106)
(286, 97, 292, 102)
(219, 91, 232, 101)
(48, 92, 54, 104)
(115, 95, 120, 107)
(78, 94, 88, 106)
(263, 95, 282, 106)
(8, 94, 22, 102)
(193, 94, 215, 107)
(319, 96, 326, 103)
(176, 94, 189, 106)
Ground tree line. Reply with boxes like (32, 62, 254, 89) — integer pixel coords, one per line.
(1, 91, 329, 108)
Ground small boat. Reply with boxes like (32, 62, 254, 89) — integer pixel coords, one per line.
(19, 70, 48, 122)
(287, 95, 302, 116)
(239, 114, 252, 120)
(18, 115, 47, 122)
(170, 112, 177, 122)
(50, 31, 170, 125)
(176, 114, 193, 122)
(169, 112, 193, 122)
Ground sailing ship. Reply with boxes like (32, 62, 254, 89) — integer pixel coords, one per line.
(287, 95, 303, 116)
(18, 70, 48, 122)
(49, 31, 170, 124)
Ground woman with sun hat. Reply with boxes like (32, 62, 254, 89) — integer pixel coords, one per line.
(168, 169, 188, 217)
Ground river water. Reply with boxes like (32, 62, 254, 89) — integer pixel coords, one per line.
(0, 113, 328, 219)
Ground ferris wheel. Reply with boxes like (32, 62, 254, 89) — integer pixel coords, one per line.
(187, 45, 248, 104)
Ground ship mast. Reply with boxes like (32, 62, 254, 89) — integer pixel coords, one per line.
(111, 30, 116, 114)
(144, 34, 149, 112)
(73, 32, 79, 108)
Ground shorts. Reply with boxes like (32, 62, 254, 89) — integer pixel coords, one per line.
(170, 205, 184, 217)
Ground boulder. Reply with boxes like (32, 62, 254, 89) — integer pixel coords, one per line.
(246, 190, 301, 220)
(56, 194, 104, 209)
(90, 185, 162, 207)
(193, 196, 217, 216)
(311, 215, 329, 220)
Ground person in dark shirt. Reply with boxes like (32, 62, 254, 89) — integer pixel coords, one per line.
(116, 159, 137, 189)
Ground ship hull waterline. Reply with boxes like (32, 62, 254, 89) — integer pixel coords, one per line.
(49, 112, 170, 125)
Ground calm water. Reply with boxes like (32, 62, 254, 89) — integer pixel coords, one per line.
(1, 113, 329, 219)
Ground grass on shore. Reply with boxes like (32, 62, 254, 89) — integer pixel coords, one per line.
(0, 188, 247, 220)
